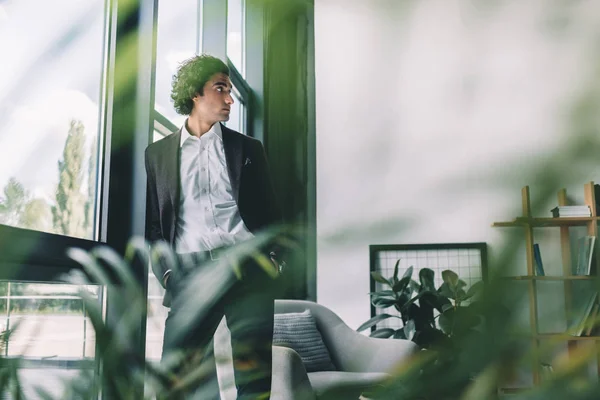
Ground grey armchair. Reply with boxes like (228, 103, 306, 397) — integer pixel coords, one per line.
(274, 300, 418, 399)
(215, 300, 418, 400)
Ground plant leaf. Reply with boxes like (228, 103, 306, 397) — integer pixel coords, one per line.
(369, 290, 395, 297)
(371, 296, 398, 308)
(439, 310, 454, 335)
(393, 329, 407, 339)
(401, 265, 413, 281)
(442, 270, 459, 286)
(403, 319, 416, 341)
(419, 268, 436, 292)
(357, 313, 397, 331)
(393, 259, 401, 283)
(371, 271, 391, 286)
(438, 282, 454, 299)
(392, 276, 411, 293)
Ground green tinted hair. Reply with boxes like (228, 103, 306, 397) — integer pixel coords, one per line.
(170, 54, 230, 115)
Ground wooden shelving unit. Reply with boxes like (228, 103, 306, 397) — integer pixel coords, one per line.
(493, 181, 599, 386)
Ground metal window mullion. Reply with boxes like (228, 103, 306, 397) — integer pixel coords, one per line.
(82, 298, 87, 358)
(4, 281, 10, 356)
(99, 0, 158, 397)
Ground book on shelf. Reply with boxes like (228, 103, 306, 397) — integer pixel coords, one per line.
(533, 243, 545, 276)
(574, 235, 596, 275)
(569, 291, 598, 336)
(551, 205, 591, 218)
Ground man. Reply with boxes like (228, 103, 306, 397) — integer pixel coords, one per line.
(145, 54, 282, 399)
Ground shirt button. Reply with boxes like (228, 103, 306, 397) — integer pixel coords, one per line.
(201, 167, 206, 172)
(202, 189, 207, 194)
(204, 207, 209, 211)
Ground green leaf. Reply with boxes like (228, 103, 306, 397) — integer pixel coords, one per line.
(455, 289, 467, 301)
(357, 313, 398, 331)
(409, 279, 421, 293)
(370, 328, 396, 338)
(401, 265, 413, 280)
(441, 303, 453, 313)
(371, 271, 391, 286)
(442, 270, 459, 286)
(371, 296, 398, 308)
(419, 268, 436, 292)
(392, 276, 411, 293)
(403, 319, 416, 341)
(393, 259, 401, 283)
(393, 329, 407, 339)
(369, 290, 395, 297)
(438, 282, 454, 299)
(370, 294, 396, 304)
(439, 310, 454, 335)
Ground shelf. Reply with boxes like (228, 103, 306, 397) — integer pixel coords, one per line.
(502, 276, 597, 281)
(536, 333, 600, 341)
(492, 217, 599, 228)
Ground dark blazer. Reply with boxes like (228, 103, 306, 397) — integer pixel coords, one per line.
(144, 123, 282, 286)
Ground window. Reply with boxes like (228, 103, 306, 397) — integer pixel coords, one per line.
(0, 281, 100, 359)
(154, 0, 200, 127)
(225, 85, 247, 134)
(227, 0, 245, 76)
(0, 0, 105, 240)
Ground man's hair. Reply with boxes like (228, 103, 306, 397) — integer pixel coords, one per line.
(170, 54, 230, 115)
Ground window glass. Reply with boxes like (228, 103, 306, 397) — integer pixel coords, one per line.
(227, 0, 245, 76)
(0, 281, 100, 358)
(155, 0, 199, 128)
(0, 0, 106, 239)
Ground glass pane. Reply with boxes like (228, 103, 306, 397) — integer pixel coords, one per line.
(225, 87, 246, 134)
(1, 282, 101, 359)
(155, 0, 199, 127)
(227, 0, 245, 75)
(0, 0, 105, 240)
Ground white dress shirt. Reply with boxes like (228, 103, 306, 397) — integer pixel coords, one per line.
(174, 121, 253, 254)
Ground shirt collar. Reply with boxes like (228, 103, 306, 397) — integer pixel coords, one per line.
(180, 120, 223, 147)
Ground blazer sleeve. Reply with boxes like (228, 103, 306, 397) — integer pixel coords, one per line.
(253, 140, 283, 227)
(145, 148, 163, 243)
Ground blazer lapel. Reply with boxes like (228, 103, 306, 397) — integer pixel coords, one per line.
(221, 124, 243, 202)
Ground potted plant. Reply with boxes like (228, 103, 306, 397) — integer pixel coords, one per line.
(357, 261, 483, 349)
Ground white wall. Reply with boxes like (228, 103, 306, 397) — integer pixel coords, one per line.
(315, 0, 600, 330)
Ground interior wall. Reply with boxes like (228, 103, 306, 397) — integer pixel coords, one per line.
(315, 0, 600, 330)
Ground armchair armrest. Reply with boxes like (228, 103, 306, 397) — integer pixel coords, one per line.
(327, 330, 418, 373)
(271, 346, 317, 400)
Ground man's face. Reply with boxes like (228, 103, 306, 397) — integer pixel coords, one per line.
(192, 72, 234, 123)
